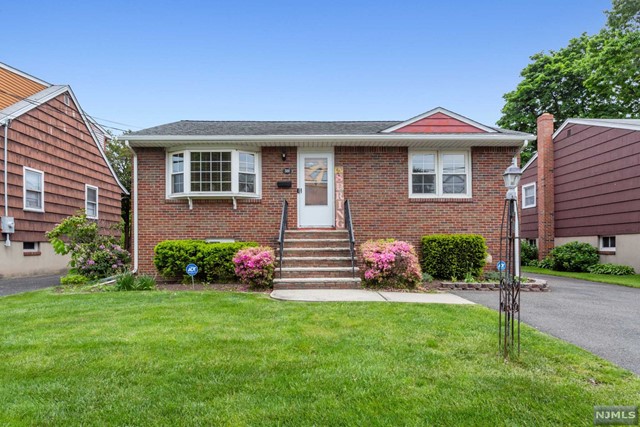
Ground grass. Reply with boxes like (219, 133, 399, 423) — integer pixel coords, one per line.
(0, 290, 638, 426)
(522, 266, 640, 288)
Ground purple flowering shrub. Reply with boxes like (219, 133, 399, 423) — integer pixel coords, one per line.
(74, 239, 131, 280)
(361, 239, 422, 288)
(233, 246, 276, 289)
(47, 212, 131, 282)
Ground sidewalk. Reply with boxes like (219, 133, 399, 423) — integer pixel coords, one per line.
(271, 289, 474, 304)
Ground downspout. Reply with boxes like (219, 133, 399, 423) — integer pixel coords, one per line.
(3, 120, 10, 247)
(124, 141, 138, 273)
(514, 140, 528, 278)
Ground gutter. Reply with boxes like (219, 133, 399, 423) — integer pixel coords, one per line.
(124, 133, 536, 144)
(124, 140, 138, 273)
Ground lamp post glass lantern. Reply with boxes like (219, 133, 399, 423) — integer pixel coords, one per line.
(499, 160, 522, 359)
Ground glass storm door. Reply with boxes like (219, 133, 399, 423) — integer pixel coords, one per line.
(298, 151, 334, 227)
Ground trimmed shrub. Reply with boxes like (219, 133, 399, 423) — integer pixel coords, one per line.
(361, 239, 422, 289)
(421, 234, 488, 279)
(153, 240, 258, 282)
(587, 263, 635, 275)
(233, 246, 276, 289)
(520, 241, 539, 266)
(547, 241, 599, 272)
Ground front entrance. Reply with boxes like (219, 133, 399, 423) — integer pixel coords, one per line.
(297, 150, 334, 227)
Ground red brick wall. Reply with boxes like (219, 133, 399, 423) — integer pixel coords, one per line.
(135, 145, 516, 274)
(0, 93, 123, 242)
(135, 147, 298, 273)
(336, 146, 516, 264)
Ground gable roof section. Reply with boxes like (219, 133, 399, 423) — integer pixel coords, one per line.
(0, 85, 128, 195)
(0, 62, 50, 110)
(553, 118, 640, 139)
(381, 107, 497, 134)
(520, 152, 538, 174)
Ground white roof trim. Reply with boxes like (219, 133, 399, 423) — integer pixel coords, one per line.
(553, 118, 640, 139)
(0, 85, 68, 122)
(380, 107, 497, 134)
(0, 62, 51, 87)
(520, 152, 538, 174)
(0, 85, 128, 195)
(124, 132, 533, 144)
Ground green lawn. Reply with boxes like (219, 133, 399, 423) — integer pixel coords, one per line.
(0, 290, 638, 426)
(523, 266, 640, 288)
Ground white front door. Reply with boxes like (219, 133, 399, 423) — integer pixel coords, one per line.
(298, 150, 334, 227)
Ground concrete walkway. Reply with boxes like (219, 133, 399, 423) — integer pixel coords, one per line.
(271, 289, 474, 304)
(453, 273, 640, 375)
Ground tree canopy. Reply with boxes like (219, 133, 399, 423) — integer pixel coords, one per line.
(497, 0, 640, 162)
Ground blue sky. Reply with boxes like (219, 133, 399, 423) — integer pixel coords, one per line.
(5, 0, 611, 133)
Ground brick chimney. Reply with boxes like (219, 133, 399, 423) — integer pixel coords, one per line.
(537, 113, 555, 260)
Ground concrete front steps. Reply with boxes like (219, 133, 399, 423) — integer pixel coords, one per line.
(273, 229, 361, 290)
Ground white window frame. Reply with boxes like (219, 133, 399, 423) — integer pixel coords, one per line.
(85, 185, 99, 219)
(165, 149, 262, 199)
(23, 167, 45, 212)
(409, 150, 472, 198)
(600, 236, 616, 251)
(522, 183, 536, 209)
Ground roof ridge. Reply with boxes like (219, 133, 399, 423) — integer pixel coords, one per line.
(176, 119, 402, 123)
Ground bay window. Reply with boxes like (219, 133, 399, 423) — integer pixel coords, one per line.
(410, 151, 471, 198)
(167, 150, 260, 197)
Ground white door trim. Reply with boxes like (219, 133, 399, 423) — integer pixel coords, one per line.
(297, 148, 335, 228)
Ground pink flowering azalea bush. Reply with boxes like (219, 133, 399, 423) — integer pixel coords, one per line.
(233, 246, 276, 289)
(361, 239, 422, 289)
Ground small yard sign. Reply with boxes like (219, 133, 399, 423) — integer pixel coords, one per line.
(186, 263, 199, 276)
(497, 261, 506, 271)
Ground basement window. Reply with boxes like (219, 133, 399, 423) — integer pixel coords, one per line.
(167, 150, 261, 198)
(600, 236, 616, 252)
(23, 242, 41, 256)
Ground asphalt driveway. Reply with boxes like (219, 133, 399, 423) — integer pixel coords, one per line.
(453, 274, 640, 375)
(0, 274, 61, 297)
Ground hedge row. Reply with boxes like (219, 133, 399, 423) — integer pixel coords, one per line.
(153, 240, 258, 282)
(421, 234, 487, 279)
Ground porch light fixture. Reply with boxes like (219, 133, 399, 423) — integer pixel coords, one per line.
(281, 148, 287, 161)
(503, 160, 522, 200)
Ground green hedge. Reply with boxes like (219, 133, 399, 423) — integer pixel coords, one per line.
(153, 240, 258, 282)
(421, 234, 488, 279)
(546, 241, 599, 272)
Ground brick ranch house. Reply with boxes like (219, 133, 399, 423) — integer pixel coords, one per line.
(123, 107, 534, 287)
(0, 62, 127, 278)
(521, 113, 640, 271)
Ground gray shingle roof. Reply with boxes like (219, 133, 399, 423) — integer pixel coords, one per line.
(128, 120, 530, 136)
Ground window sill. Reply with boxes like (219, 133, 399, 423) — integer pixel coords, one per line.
(598, 250, 616, 255)
(409, 197, 474, 203)
(168, 193, 261, 200)
(23, 208, 45, 213)
(522, 205, 536, 209)
(23, 251, 42, 257)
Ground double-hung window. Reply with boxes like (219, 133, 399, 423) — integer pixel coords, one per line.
(23, 167, 44, 212)
(168, 150, 260, 197)
(410, 151, 470, 197)
(522, 183, 536, 208)
(86, 185, 99, 218)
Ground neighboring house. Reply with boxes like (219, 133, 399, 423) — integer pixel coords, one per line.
(0, 62, 127, 278)
(521, 113, 640, 271)
(123, 107, 534, 288)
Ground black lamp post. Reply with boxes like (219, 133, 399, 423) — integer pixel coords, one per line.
(499, 160, 522, 359)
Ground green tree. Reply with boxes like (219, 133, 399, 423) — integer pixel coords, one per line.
(606, 0, 640, 30)
(498, 1, 640, 163)
(104, 132, 132, 249)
